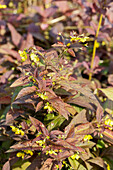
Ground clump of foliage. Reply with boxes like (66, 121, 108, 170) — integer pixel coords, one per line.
(1, 0, 113, 170)
(1, 32, 113, 170)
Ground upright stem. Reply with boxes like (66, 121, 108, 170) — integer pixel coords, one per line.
(89, 14, 103, 80)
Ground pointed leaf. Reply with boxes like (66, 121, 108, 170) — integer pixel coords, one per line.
(88, 157, 105, 168)
(12, 94, 36, 105)
(6, 109, 24, 123)
(74, 123, 95, 135)
(35, 101, 43, 112)
(99, 87, 113, 101)
(10, 141, 40, 151)
(40, 158, 53, 170)
(67, 48, 75, 57)
(16, 86, 36, 100)
(67, 96, 96, 110)
(65, 109, 87, 138)
(68, 157, 87, 170)
(47, 115, 65, 131)
(7, 23, 22, 47)
(29, 116, 49, 136)
(10, 76, 29, 87)
(2, 161, 10, 170)
(96, 104, 104, 122)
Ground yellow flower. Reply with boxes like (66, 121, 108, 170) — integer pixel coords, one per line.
(30, 53, 39, 63)
(95, 41, 100, 48)
(44, 102, 55, 113)
(18, 50, 27, 62)
(0, 4, 7, 8)
(100, 134, 103, 138)
(37, 92, 48, 100)
(83, 135, 93, 142)
(56, 165, 59, 169)
(105, 118, 113, 130)
(36, 140, 45, 146)
(70, 34, 89, 43)
(17, 152, 25, 159)
(20, 130, 24, 136)
(10, 126, 24, 136)
(59, 149, 62, 152)
(67, 43, 71, 47)
(70, 153, 80, 160)
(46, 150, 57, 155)
(10, 126, 16, 132)
(15, 128, 21, 135)
(24, 150, 33, 156)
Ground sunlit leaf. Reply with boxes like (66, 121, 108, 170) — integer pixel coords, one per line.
(99, 87, 113, 101)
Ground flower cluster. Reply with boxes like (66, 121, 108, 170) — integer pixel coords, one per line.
(18, 50, 27, 62)
(44, 102, 55, 113)
(83, 135, 93, 142)
(46, 149, 62, 156)
(10, 126, 24, 136)
(36, 139, 46, 148)
(104, 118, 113, 130)
(70, 33, 89, 43)
(30, 53, 40, 64)
(16, 150, 33, 159)
(36, 92, 48, 100)
(70, 153, 80, 160)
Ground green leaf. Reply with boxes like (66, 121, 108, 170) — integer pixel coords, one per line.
(47, 115, 65, 131)
(68, 157, 87, 170)
(12, 160, 31, 170)
(97, 140, 105, 149)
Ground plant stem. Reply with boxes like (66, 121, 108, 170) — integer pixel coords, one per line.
(89, 14, 103, 80)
